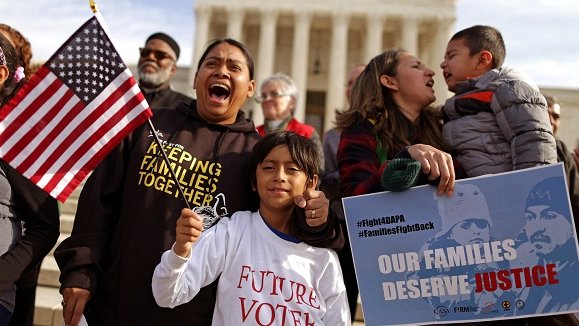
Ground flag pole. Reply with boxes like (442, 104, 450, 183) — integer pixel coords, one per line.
(146, 120, 192, 209)
(88, 0, 192, 210)
(89, 0, 98, 13)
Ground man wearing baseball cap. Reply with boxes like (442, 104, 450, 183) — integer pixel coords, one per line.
(138, 32, 192, 109)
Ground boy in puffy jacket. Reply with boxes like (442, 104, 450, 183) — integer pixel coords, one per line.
(440, 25, 556, 177)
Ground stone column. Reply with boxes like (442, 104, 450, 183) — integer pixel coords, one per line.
(291, 10, 313, 122)
(432, 16, 456, 107)
(226, 6, 245, 42)
(365, 13, 384, 63)
(324, 11, 350, 132)
(254, 9, 279, 126)
(189, 5, 212, 97)
(401, 15, 419, 55)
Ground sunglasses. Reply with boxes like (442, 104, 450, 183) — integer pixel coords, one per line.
(458, 219, 489, 230)
(139, 48, 175, 62)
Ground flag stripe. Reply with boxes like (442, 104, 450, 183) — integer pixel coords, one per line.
(14, 96, 85, 171)
(40, 75, 145, 192)
(10, 91, 81, 170)
(27, 72, 135, 185)
(0, 68, 61, 150)
(7, 90, 75, 163)
(22, 72, 129, 177)
(2, 71, 79, 165)
(49, 97, 150, 200)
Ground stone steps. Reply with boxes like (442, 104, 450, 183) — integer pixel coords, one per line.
(34, 286, 64, 326)
(34, 194, 77, 326)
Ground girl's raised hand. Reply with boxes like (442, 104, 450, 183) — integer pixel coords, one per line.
(173, 208, 204, 258)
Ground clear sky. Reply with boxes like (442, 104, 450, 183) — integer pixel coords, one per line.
(1, 0, 578, 89)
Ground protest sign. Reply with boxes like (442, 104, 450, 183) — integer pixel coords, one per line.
(343, 163, 579, 325)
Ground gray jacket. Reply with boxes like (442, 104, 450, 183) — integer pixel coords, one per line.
(442, 67, 557, 177)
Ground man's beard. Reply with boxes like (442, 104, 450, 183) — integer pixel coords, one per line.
(138, 64, 172, 90)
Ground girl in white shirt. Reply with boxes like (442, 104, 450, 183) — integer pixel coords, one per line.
(152, 130, 350, 325)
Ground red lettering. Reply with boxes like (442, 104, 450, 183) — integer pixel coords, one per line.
(240, 298, 319, 325)
(238, 265, 251, 288)
(481, 271, 498, 291)
(293, 281, 307, 304)
(523, 265, 533, 286)
(256, 302, 275, 326)
(546, 263, 559, 285)
(288, 309, 302, 325)
(283, 283, 296, 303)
(531, 265, 546, 286)
(239, 297, 259, 322)
(308, 289, 321, 309)
(475, 273, 483, 293)
(474, 264, 560, 293)
(275, 304, 289, 325)
(304, 312, 315, 326)
(497, 269, 511, 291)
(510, 268, 523, 288)
(251, 270, 268, 293)
(238, 267, 322, 314)
(270, 275, 286, 296)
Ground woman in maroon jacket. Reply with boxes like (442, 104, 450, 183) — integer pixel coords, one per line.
(336, 49, 458, 198)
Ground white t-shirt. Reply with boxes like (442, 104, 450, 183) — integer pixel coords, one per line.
(152, 210, 351, 325)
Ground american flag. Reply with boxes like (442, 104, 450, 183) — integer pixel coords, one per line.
(0, 15, 152, 202)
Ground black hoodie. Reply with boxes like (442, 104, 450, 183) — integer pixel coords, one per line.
(55, 100, 342, 325)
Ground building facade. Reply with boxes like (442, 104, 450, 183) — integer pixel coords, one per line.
(187, 0, 578, 150)
(191, 0, 456, 133)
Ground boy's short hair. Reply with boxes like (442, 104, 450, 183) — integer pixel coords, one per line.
(451, 25, 506, 69)
(249, 131, 320, 189)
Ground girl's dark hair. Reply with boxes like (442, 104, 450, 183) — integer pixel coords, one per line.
(336, 49, 448, 158)
(197, 38, 254, 80)
(249, 130, 319, 190)
(0, 33, 24, 107)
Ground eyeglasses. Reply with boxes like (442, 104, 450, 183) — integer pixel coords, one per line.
(139, 48, 175, 62)
(255, 91, 290, 103)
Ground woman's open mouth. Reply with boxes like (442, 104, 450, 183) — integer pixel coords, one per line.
(209, 83, 231, 102)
